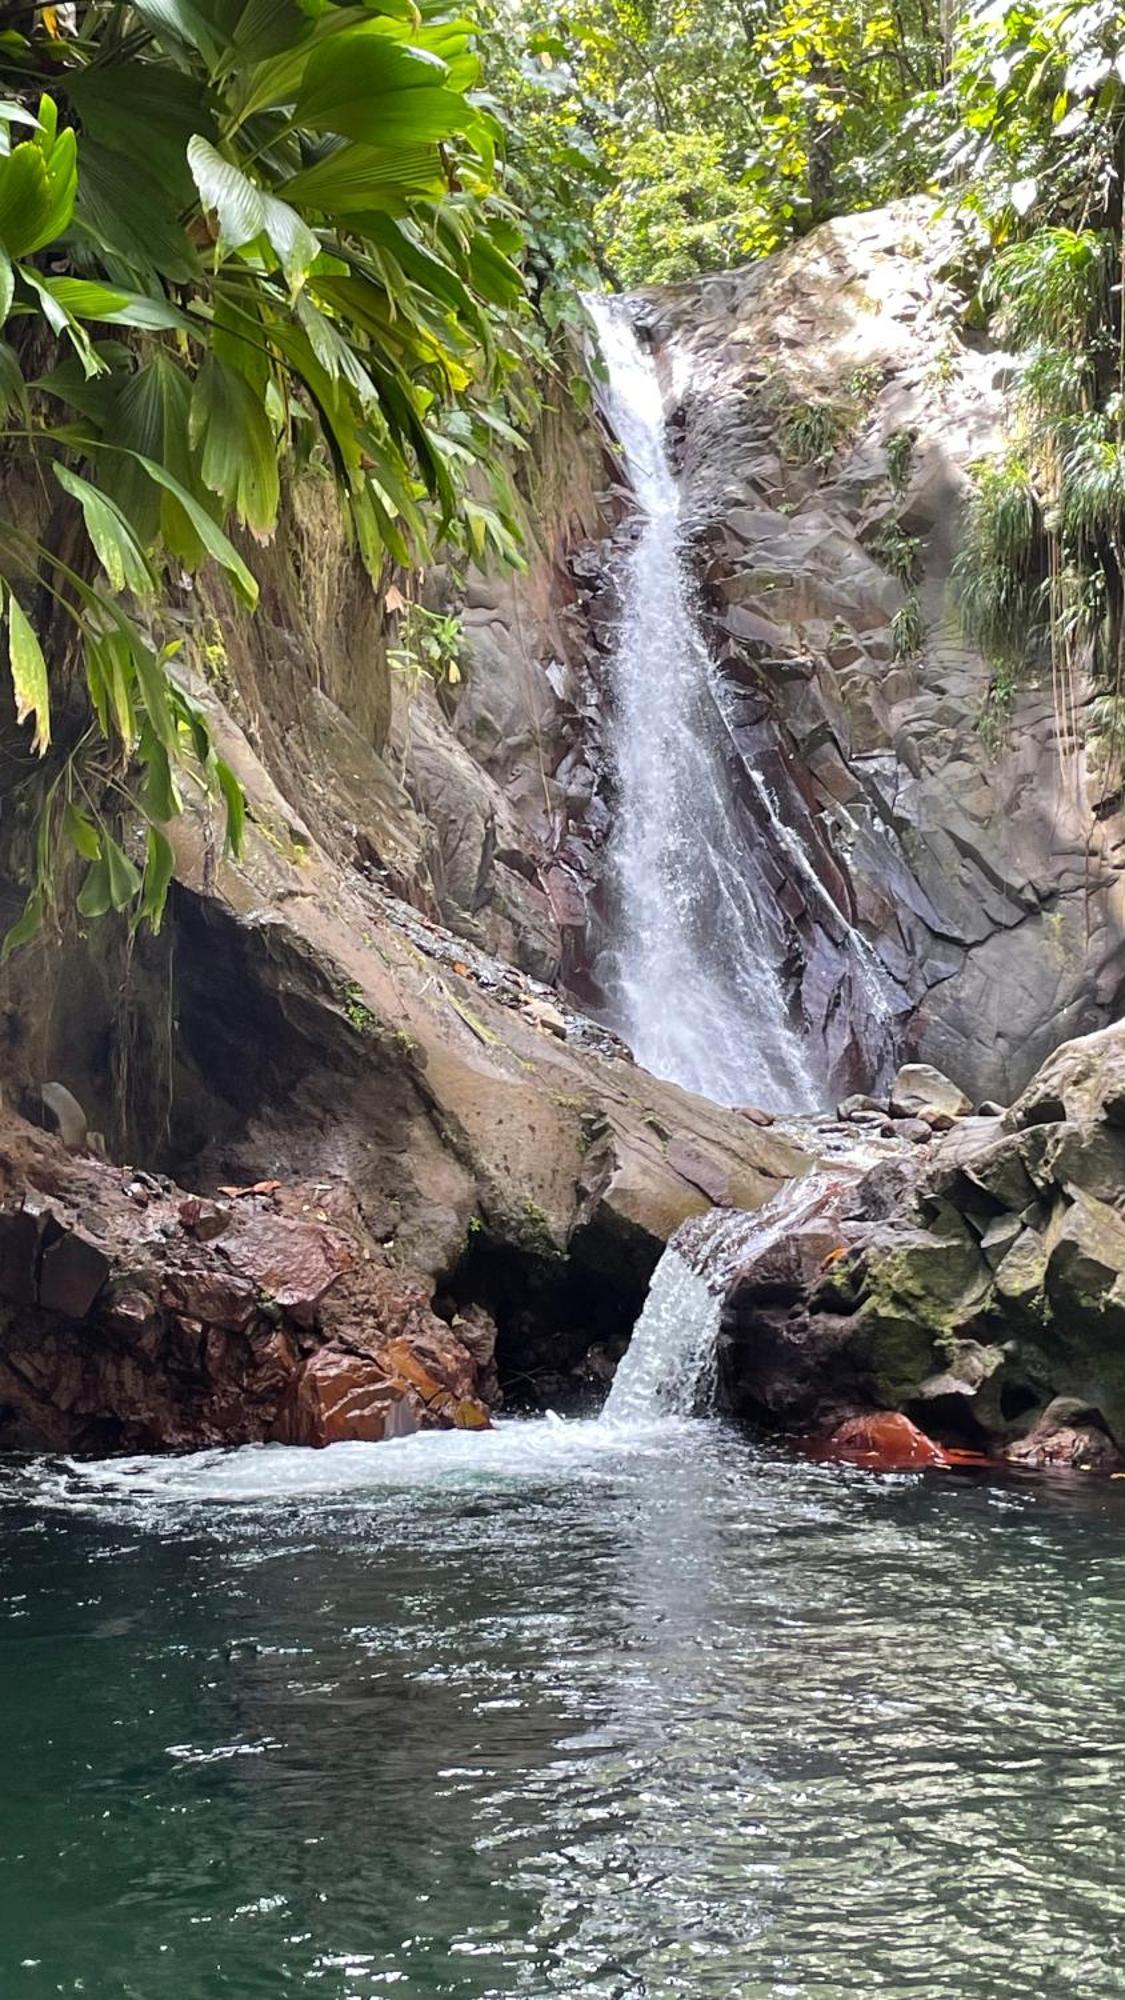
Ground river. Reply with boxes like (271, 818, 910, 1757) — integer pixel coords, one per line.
(2, 1421, 1124, 1998)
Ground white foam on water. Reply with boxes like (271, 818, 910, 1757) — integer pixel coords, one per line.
(29, 1412, 706, 1512)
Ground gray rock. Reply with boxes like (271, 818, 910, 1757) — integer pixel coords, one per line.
(890, 1062, 973, 1120)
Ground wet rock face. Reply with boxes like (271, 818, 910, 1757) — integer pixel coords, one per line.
(713, 1023, 1125, 1469)
(0, 1113, 490, 1453)
(627, 199, 1125, 1106)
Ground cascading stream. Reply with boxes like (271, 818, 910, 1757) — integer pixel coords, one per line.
(604, 1172, 837, 1423)
(588, 295, 822, 1113)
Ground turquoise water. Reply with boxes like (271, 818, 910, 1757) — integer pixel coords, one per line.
(2, 1417, 1124, 1998)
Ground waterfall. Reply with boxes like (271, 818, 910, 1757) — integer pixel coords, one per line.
(587, 295, 822, 1114)
(604, 1174, 836, 1423)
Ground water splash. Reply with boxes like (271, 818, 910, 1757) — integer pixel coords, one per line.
(605, 1173, 838, 1422)
(587, 294, 822, 1112)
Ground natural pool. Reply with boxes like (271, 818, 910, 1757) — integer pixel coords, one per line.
(2, 1417, 1124, 1998)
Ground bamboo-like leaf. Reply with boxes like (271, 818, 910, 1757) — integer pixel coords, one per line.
(53, 464, 156, 596)
(86, 625, 137, 748)
(1, 890, 44, 961)
(190, 355, 280, 536)
(127, 449, 260, 607)
(103, 833, 143, 910)
(215, 756, 246, 857)
(130, 634, 180, 758)
(138, 825, 176, 933)
(6, 589, 51, 756)
(187, 135, 266, 253)
(76, 854, 112, 919)
(64, 802, 102, 862)
(38, 275, 189, 331)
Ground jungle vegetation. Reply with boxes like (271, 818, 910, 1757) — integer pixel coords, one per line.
(0, 1, 1122, 945)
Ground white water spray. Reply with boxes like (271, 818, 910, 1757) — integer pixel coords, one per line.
(588, 296, 821, 1112)
(604, 1173, 837, 1423)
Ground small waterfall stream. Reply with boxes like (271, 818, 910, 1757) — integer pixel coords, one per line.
(588, 296, 822, 1113)
(604, 1173, 837, 1423)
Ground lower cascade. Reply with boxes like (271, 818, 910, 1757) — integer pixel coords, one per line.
(604, 1172, 837, 1423)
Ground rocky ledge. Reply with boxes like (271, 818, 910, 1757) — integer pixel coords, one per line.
(714, 1026, 1125, 1474)
(0, 1111, 494, 1452)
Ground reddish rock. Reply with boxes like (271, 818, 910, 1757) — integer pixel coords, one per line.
(270, 1348, 425, 1447)
(0, 1205, 44, 1305)
(177, 1196, 230, 1242)
(818, 1411, 950, 1470)
(0, 1108, 494, 1454)
(161, 1269, 257, 1331)
(224, 1213, 350, 1325)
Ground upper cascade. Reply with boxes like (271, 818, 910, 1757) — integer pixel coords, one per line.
(587, 294, 823, 1113)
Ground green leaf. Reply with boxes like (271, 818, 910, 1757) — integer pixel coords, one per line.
(190, 355, 280, 535)
(0, 339, 24, 420)
(76, 855, 112, 919)
(138, 825, 176, 933)
(0, 126, 76, 258)
(85, 625, 136, 747)
(6, 589, 50, 756)
(53, 464, 156, 597)
(127, 450, 260, 607)
(1, 889, 44, 961)
(19, 267, 103, 378)
(215, 756, 246, 857)
(260, 190, 319, 292)
(64, 802, 102, 861)
(296, 34, 464, 146)
(132, 0, 223, 65)
(65, 65, 212, 197)
(139, 724, 181, 820)
(0, 245, 11, 326)
(75, 139, 198, 284)
(37, 275, 189, 331)
(103, 833, 143, 911)
(285, 141, 446, 212)
(187, 135, 266, 253)
(107, 352, 208, 564)
(131, 635, 179, 756)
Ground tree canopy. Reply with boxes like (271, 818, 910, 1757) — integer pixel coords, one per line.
(0, 0, 542, 946)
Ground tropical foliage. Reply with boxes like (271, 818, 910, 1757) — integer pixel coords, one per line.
(486, 0, 949, 286)
(950, 4, 1125, 759)
(0, 0, 538, 948)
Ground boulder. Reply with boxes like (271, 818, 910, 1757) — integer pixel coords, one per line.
(890, 1063, 973, 1121)
(271, 1349, 425, 1447)
(817, 1412, 950, 1470)
(1005, 1399, 1124, 1474)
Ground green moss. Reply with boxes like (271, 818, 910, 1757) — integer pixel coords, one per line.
(342, 982, 380, 1035)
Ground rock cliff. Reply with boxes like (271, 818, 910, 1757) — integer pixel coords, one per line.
(630, 199, 1125, 1103)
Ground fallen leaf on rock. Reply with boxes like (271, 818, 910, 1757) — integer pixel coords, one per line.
(218, 1180, 282, 1199)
